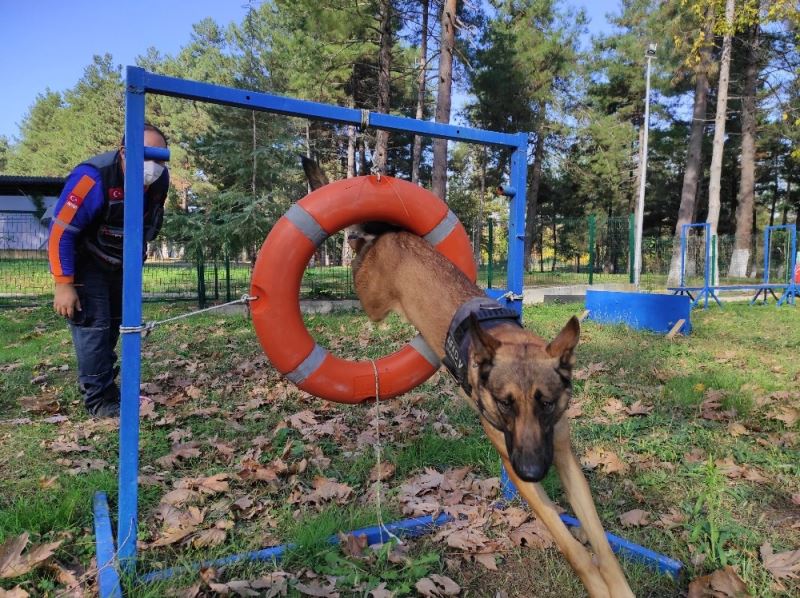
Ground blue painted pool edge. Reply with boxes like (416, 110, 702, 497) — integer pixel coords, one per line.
(585, 290, 692, 335)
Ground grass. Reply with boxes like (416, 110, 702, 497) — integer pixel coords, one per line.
(1, 300, 798, 597)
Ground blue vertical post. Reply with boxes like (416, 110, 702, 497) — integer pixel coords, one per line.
(763, 227, 770, 285)
(703, 223, 711, 309)
(507, 133, 528, 313)
(680, 224, 687, 288)
(118, 66, 146, 571)
(499, 134, 528, 498)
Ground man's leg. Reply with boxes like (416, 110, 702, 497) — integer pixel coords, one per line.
(69, 260, 119, 416)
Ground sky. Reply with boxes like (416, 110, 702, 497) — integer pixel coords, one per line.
(0, 0, 618, 142)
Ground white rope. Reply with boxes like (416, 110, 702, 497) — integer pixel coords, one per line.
(119, 294, 257, 336)
(369, 359, 402, 545)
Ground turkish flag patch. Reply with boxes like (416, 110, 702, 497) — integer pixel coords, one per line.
(109, 187, 124, 200)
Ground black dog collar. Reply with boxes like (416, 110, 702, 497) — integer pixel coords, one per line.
(441, 297, 522, 395)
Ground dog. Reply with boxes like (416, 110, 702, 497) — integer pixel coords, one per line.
(302, 158, 633, 597)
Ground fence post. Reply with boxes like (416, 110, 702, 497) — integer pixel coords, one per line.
(487, 217, 494, 289)
(225, 250, 232, 303)
(588, 215, 596, 286)
(213, 252, 219, 301)
(196, 247, 206, 309)
(711, 234, 717, 286)
(628, 213, 635, 284)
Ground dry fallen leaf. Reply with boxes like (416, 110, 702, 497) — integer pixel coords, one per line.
(581, 448, 629, 474)
(760, 542, 800, 580)
(0, 533, 62, 579)
(294, 579, 339, 597)
(0, 586, 30, 598)
(369, 462, 395, 482)
(509, 520, 554, 549)
(191, 528, 226, 548)
(625, 400, 653, 416)
(619, 509, 651, 527)
(727, 422, 748, 437)
(687, 565, 751, 597)
(415, 574, 460, 597)
(339, 532, 368, 559)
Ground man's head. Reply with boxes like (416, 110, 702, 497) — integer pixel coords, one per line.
(119, 123, 169, 185)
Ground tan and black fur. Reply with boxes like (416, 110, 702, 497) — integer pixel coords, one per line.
(302, 158, 633, 597)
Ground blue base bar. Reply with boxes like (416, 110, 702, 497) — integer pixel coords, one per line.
(500, 467, 682, 579)
(93, 492, 123, 598)
(139, 512, 454, 584)
(559, 514, 683, 579)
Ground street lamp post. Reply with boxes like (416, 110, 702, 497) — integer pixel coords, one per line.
(633, 42, 657, 288)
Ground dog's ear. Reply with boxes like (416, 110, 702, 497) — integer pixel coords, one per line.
(347, 233, 368, 254)
(468, 314, 501, 365)
(301, 156, 330, 191)
(546, 316, 580, 368)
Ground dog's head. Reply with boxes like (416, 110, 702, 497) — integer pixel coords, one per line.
(466, 315, 580, 482)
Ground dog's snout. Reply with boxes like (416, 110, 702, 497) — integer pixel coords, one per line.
(511, 451, 551, 482)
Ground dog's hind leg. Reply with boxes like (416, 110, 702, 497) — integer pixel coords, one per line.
(552, 420, 634, 597)
(481, 421, 612, 598)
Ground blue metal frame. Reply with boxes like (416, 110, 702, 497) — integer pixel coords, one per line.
(97, 65, 678, 594)
(672, 223, 720, 308)
(762, 224, 798, 306)
(670, 222, 797, 308)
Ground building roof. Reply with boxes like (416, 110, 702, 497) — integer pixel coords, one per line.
(0, 175, 65, 196)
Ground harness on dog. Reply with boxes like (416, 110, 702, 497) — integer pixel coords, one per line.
(442, 297, 522, 395)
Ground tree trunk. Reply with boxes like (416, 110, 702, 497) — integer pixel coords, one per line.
(373, 0, 393, 173)
(412, 0, 429, 185)
(523, 104, 546, 270)
(706, 0, 735, 285)
(431, 0, 457, 201)
(341, 112, 357, 267)
(667, 8, 714, 286)
(474, 146, 486, 265)
(729, 22, 760, 278)
(251, 111, 257, 196)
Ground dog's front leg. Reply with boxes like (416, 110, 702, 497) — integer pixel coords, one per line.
(480, 420, 612, 598)
(552, 420, 634, 597)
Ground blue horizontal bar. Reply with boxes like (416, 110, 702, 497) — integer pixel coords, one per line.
(137, 69, 524, 148)
(559, 514, 682, 579)
(500, 467, 681, 578)
(138, 512, 453, 584)
(143, 147, 170, 161)
(93, 492, 122, 598)
(669, 284, 789, 291)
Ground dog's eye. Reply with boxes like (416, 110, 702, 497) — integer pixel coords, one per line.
(497, 394, 514, 408)
(534, 390, 556, 414)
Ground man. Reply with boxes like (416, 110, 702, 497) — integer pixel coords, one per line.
(49, 124, 170, 417)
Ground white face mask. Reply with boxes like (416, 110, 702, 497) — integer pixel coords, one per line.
(143, 160, 165, 187)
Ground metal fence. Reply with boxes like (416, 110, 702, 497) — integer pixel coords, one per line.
(3, 211, 789, 307)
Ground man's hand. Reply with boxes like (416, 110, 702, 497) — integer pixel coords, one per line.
(54, 282, 81, 319)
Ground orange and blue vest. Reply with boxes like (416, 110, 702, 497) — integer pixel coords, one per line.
(48, 151, 169, 282)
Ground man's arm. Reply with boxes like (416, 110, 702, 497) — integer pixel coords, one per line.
(49, 166, 104, 318)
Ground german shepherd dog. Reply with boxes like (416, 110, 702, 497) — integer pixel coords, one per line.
(303, 159, 633, 597)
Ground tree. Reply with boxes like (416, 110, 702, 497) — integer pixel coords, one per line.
(373, 0, 394, 172)
(667, 5, 715, 286)
(728, 16, 760, 277)
(411, 0, 430, 185)
(431, 0, 457, 200)
(706, 0, 735, 284)
(0, 135, 11, 173)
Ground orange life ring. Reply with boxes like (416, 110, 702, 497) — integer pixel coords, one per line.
(250, 175, 476, 404)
